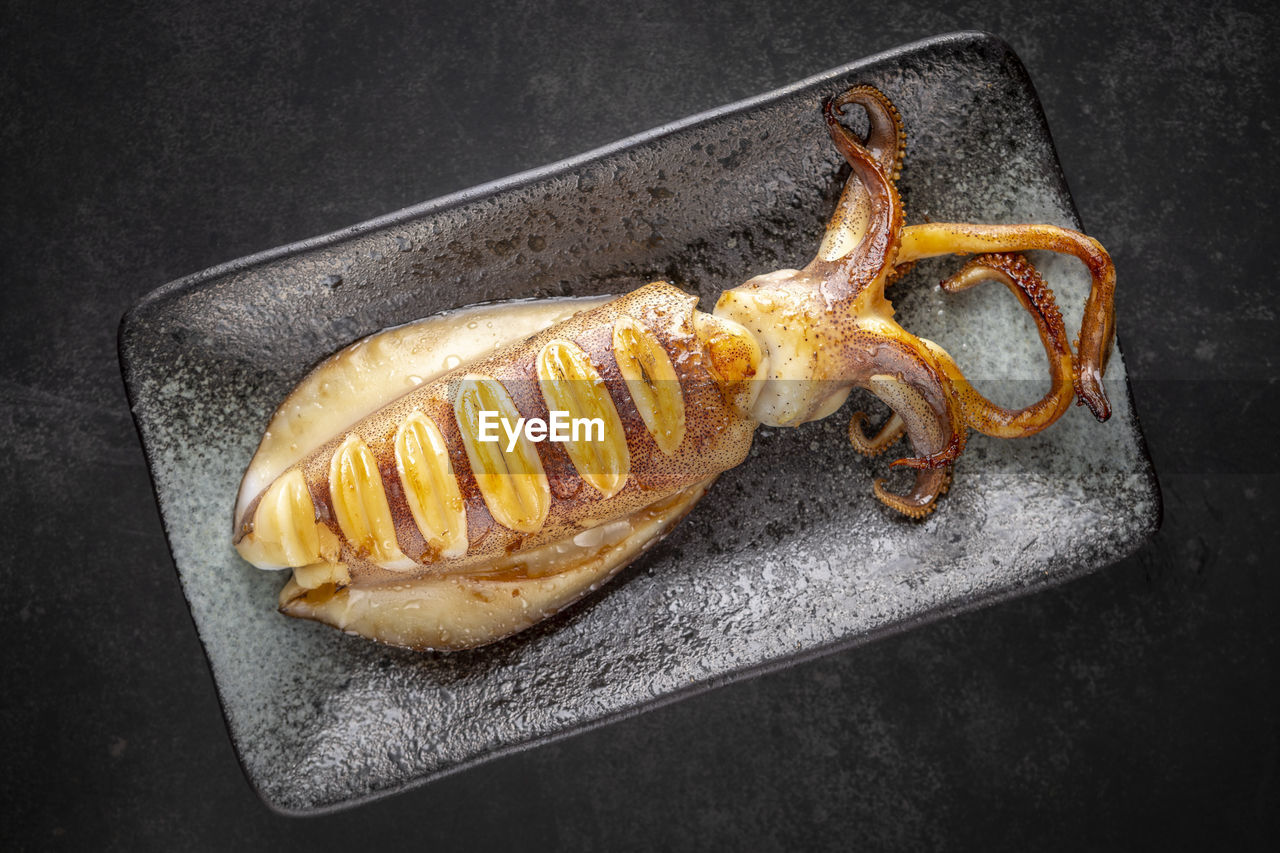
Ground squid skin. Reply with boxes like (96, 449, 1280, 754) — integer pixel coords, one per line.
(234, 85, 1117, 649)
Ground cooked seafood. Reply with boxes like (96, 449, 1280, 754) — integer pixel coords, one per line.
(233, 86, 1115, 650)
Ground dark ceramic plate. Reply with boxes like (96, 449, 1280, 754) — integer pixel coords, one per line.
(120, 32, 1159, 814)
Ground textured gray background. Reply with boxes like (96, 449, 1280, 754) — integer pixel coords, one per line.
(3, 0, 1277, 849)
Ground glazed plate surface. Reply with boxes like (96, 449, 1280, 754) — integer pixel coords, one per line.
(119, 32, 1160, 813)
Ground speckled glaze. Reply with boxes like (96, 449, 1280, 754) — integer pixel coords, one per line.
(119, 32, 1159, 814)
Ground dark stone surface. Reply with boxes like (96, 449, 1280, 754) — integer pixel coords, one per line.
(2, 0, 1276, 848)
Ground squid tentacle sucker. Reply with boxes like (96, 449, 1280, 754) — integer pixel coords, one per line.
(233, 85, 1117, 650)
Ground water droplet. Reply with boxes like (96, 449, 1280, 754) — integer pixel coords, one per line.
(443, 354, 462, 369)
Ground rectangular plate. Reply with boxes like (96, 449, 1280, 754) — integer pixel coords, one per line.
(120, 32, 1159, 814)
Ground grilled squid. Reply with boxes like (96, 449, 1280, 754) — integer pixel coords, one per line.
(233, 85, 1116, 651)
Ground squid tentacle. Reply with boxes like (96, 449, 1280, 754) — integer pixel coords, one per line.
(872, 467, 952, 520)
(922, 252, 1076, 438)
(827, 85, 907, 181)
(896, 222, 1116, 421)
(809, 91, 904, 291)
(848, 410, 905, 456)
(852, 336, 968, 517)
